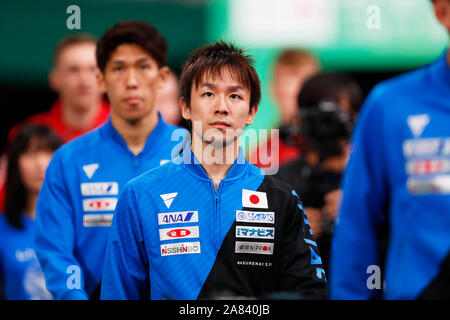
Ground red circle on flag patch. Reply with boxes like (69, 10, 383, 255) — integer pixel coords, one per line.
(250, 194, 260, 204)
(263, 246, 268, 251)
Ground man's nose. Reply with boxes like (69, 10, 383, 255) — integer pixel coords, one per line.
(125, 69, 138, 88)
(214, 95, 229, 115)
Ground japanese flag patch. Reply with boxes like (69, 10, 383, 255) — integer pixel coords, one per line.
(242, 189, 268, 209)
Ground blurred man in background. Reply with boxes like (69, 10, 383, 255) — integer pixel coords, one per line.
(330, 0, 450, 299)
(249, 49, 321, 172)
(34, 21, 186, 300)
(0, 34, 110, 211)
(275, 72, 363, 276)
(8, 33, 109, 143)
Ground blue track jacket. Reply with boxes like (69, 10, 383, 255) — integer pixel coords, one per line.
(330, 52, 450, 299)
(35, 114, 186, 299)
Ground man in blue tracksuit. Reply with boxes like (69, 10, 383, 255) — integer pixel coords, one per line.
(100, 41, 328, 300)
(34, 21, 186, 300)
(330, 0, 450, 299)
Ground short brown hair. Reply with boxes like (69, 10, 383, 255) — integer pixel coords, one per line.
(180, 41, 261, 111)
(96, 20, 168, 73)
(53, 33, 97, 66)
(275, 48, 320, 69)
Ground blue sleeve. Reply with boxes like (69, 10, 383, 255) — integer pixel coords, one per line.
(329, 87, 389, 299)
(101, 183, 149, 300)
(34, 152, 89, 300)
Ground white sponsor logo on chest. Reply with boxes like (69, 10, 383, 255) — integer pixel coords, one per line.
(159, 226, 200, 241)
(83, 214, 114, 227)
(235, 241, 274, 255)
(236, 226, 274, 239)
(82, 198, 118, 212)
(236, 210, 275, 224)
(160, 242, 201, 256)
(80, 182, 118, 196)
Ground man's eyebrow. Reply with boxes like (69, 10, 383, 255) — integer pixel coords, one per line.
(199, 83, 245, 92)
(110, 57, 151, 65)
(200, 82, 217, 89)
(228, 85, 245, 92)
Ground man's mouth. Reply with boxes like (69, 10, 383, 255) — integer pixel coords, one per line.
(210, 120, 231, 129)
(124, 97, 142, 105)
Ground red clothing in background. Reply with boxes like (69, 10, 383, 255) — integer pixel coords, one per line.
(7, 99, 110, 143)
(0, 99, 110, 211)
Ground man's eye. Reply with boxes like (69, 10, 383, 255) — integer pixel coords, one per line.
(230, 94, 241, 99)
(113, 66, 123, 72)
(203, 92, 213, 97)
(139, 65, 149, 70)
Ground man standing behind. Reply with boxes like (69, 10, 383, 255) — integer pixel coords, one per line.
(0, 34, 109, 211)
(330, 0, 450, 299)
(8, 34, 109, 143)
(101, 41, 327, 300)
(34, 21, 186, 300)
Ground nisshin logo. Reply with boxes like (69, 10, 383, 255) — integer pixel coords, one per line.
(160, 242, 201, 256)
(83, 214, 114, 227)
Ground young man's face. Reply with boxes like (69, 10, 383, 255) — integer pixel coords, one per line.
(49, 42, 102, 111)
(181, 67, 257, 147)
(272, 63, 318, 124)
(99, 43, 169, 124)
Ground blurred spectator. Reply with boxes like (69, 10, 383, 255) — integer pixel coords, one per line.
(330, 0, 450, 299)
(249, 48, 321, 172)
(0, 125, 62, 299)
(275, 72, 363, 275)
(155, 70, 182, 126)
(0, 33, 110, 211)
(8, 33, 109, 143)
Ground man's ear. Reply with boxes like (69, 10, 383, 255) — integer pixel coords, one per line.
(246, 104, 258, 125)
(97, 70, 106, 94)
(180, 97, 191, 121)
(48, 68, 59, 92)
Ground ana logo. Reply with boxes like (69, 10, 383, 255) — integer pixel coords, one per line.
(242, 189, 268, 209)
(160, 242, 201, 256)
(82, 198, 117, 212)
(81, 182, 118, 196)
(407, 114, 430, 138)
(82, 163, 99, 179)
(159, 226, 199, 241)
(160, 192, 178, 209)
(236, 210, 275, 224)
(158, 211, 199, 225)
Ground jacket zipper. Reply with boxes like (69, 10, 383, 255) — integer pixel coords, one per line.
(212, 182, 223, 253)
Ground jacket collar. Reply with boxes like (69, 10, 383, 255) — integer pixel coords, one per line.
(178, 141, 248, 182)
(100, 112, 168, 156)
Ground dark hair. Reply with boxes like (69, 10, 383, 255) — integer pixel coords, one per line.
(53, 33, 97, 66)
(96, 20, 168, 73)
(297, 72, 363, 115)
(4, 125, 62, 229)
(180, 41, 261, 110)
